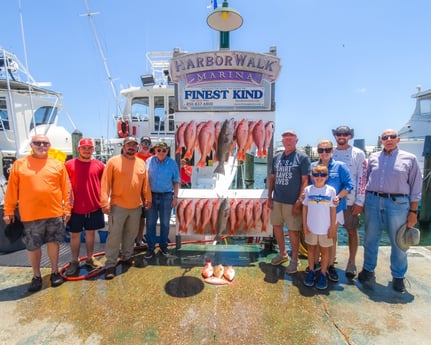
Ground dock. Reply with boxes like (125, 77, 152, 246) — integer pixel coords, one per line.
(0, 244, 430, 345)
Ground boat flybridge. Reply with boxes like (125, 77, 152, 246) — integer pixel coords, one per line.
(108, 51, 176, 156)
(398, 86, 431, 174)
(0, 47, 73, 200)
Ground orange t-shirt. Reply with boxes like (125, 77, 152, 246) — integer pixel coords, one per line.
(4, 156, 73, 221)
(101, 155, 151, 209)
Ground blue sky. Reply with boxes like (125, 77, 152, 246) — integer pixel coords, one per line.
(2, 0, 431, 147)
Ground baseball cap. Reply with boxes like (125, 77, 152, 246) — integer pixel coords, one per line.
(123, 136, 139, 145)
(281, 129, 297, 137)
(78, 138, 94, 148)
(154, 141, 169, 149)
(332, 125, 354, 137)
(140, 136, 152, 145)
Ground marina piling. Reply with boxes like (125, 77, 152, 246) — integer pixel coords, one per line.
(420, 135, 431, 223)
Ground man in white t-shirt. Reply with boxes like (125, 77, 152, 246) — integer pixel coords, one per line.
(332, 125, 367, 280)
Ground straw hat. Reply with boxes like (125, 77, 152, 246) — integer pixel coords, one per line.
(396, 224, 420, 251)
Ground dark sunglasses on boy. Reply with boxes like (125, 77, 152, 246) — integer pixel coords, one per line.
(317, 147, 332, 154)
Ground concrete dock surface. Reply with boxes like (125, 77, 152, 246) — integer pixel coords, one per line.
(0, 244, 430, 345)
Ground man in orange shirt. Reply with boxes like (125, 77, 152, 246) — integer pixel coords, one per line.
(3, 134, 73, 292)
(101, 136, 152, 279)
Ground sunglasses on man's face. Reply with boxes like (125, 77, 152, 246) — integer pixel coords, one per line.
(335, 132, 350, 137)
(312, 172, 328, 178)
(156, 148, 167, 153)
(317, 147, 332, 154)
(141, 141, 151, 146)
(32, 141, 51, 147)
(381, 134, 397, 141)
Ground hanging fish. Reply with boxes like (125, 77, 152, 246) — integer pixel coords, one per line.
(214, 118, 235, 175)
(214, 198, 230, 241)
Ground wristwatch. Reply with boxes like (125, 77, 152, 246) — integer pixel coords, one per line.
(409, 209, 418, 214)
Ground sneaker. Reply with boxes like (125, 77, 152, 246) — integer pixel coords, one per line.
(358, 269, 375, 283)
(135, 240, 148, 248)
(286, 260, 299, 274)
(327, 265, 339, 282)
(392, 277, 406, 293)
(159, 248, 169, 256)
(345, 262, 357, 280)
(121, 257, 134, 267)
(105, 266, 116, 280)
(144, 249, 154, 259)
(316, 272, 328, 290)
(305, 262, 321, 273)
(50, 272, 64, 287)
(271, 253, 289, 266)
(28, 276, 42, 292)
(65, 260, 80, 277)
(85, 257, 102, 270)
(303, 270, 315, 287)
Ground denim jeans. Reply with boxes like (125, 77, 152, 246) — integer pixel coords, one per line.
(146, 193, 173, 251)
(363, 193, 409, 278)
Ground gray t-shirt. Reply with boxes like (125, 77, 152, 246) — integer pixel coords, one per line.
(271, 150, 310, 205)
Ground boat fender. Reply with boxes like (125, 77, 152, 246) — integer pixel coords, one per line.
(117, 120, 129, 138)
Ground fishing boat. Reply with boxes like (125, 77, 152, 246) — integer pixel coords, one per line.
(0, 47, 74, 194)
(398, 85, 431, 174)
(107, 51, 176, 156)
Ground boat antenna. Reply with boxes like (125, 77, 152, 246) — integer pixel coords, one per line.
(81, 0, 122, 118)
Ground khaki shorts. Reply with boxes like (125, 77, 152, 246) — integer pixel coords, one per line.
(342, 206, 360, 229)
(270, 201, 302, 231)
(304, 233, 333, 247)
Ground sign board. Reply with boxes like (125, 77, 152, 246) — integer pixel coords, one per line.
(170, 50, 281, 111)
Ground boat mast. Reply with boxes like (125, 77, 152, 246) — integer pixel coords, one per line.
(81, 0, 122, 119)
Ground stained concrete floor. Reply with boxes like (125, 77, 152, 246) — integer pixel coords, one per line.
(0, 243, 431, 345)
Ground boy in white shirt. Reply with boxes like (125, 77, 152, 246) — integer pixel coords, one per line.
(302, 164, 337, 290)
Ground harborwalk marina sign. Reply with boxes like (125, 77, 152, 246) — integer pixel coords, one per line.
(170, 51, 281, 111)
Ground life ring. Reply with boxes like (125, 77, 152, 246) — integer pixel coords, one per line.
(117, 120, 129, 138)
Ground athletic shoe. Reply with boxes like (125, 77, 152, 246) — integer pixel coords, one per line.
(392, 277, 406, 293)
(271, 253, 288, 266)
(105, 267, 116, 280)
(316, 272, 328, 290)
(285, 260, 299, 274)
(65, 260, 80, 276)
(303, 270, 315, 287)
(327, 265, 339, 282)
(305, 262, 321, 273)
(50, 272, 64, 287)
(144, 249, 154, 259)
(357, 269, 375, 283)
(85, 257, 103, 270)
(345, 262, 357, 280)
(159, 248, 169, 256)
(28, 276, 42, 293)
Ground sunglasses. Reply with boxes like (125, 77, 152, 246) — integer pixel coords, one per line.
(312, 172, 328, 178)
(156, 148, 167, 153)
(32, 141, 50, 147)
(335, 132, 350, 137)
(317, 147, 332, 154)
(141, 141, 151, 146)
(381, 134, 397, 141)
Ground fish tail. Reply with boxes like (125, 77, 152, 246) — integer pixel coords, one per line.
(214, 161, 225, 175)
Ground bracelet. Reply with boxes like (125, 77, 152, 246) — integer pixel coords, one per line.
(409, 209, 418, 214)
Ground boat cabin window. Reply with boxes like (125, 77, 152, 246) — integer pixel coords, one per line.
(29, 106, 57, 130)
(419, 99, 431, 115)
(0, 97, 9, 130)
(154, 96, 165, 132)
(131, 97, 149, 120)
